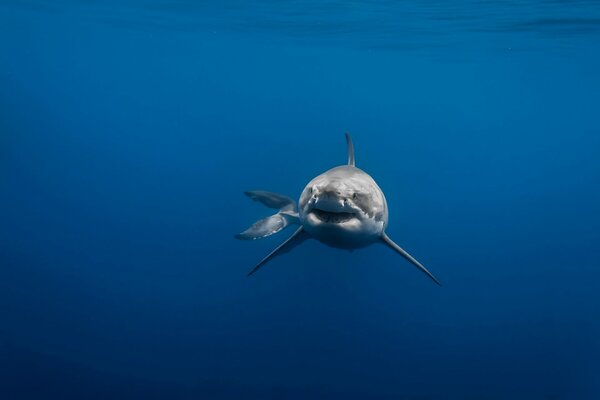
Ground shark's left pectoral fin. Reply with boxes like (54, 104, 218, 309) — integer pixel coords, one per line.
(381, 232, 441, 286)
(247, 227, 308, 276)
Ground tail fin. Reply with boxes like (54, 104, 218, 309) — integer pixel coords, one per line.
(236, 191, 299, 240)
(243, 190, 296, 211)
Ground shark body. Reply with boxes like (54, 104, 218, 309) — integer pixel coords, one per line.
(236, 134, 440, 285)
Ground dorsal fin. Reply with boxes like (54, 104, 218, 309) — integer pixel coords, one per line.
(345, 132, 355, 166)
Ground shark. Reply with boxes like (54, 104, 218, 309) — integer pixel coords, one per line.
(236, 133, 440, 285)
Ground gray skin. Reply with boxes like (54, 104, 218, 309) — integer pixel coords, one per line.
(236, 134, 440, 285)
(299, 165, 387, 249)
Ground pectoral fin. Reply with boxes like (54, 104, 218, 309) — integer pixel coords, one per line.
(247, 227, 308, 276)
(381, 232, 441, 286)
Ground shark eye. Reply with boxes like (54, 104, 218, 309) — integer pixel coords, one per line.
(352, 193, 357, 199)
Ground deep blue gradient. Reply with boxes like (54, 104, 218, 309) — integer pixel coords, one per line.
(1, 1, 600, 399)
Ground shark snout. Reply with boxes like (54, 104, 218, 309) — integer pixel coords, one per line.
(309, 191, 355, 214)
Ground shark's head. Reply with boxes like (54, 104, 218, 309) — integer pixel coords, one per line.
(299, 165, 388, 248)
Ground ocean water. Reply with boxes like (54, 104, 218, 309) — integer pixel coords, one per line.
(1, 1, 600, 399)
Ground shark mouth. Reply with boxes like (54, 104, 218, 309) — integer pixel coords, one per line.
(312, 208, 355, 223)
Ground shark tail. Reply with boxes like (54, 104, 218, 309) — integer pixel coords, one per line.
(235, 190, 300, 240)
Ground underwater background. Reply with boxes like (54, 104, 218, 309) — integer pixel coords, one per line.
(1, 1, 600, 399)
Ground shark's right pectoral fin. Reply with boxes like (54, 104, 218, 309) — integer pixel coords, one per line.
(381, 232, 441, 286)
(247, 227, 308, 276)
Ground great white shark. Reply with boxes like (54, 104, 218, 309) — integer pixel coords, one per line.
(236, 134, 441, 285)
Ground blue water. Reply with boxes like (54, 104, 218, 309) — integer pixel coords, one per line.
(1, 1, 600, 399)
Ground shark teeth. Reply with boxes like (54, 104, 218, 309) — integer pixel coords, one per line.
(312, 209, 355, 223)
